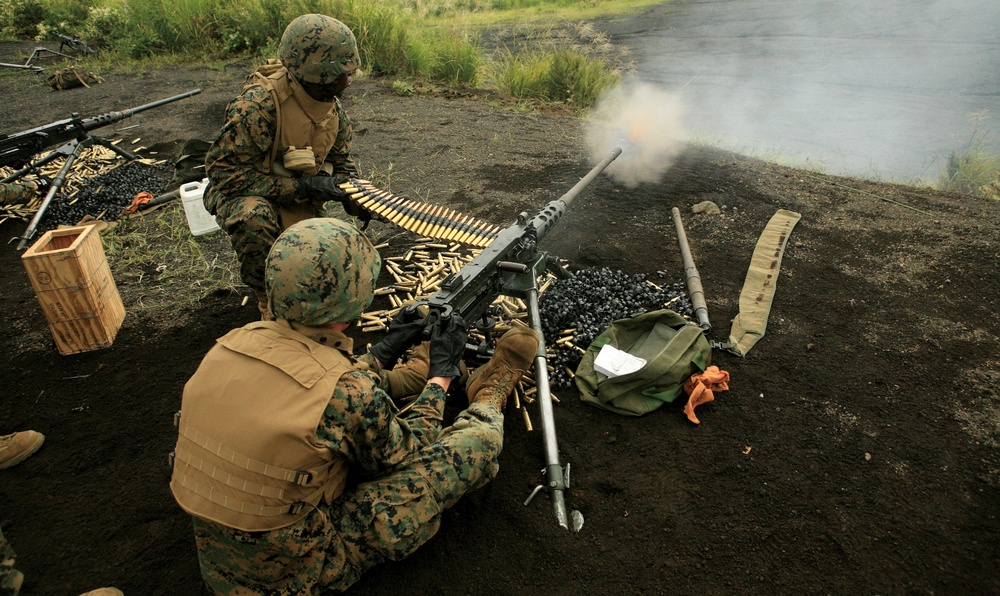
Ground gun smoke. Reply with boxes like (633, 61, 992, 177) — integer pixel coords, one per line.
(613, 0, 1000, 181)
(584, 80, 686, 187)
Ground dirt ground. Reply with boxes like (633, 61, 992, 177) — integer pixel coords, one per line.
(1, 32, 999, 596)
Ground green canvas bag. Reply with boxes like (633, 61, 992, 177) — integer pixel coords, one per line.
(575, 309, 712, 416)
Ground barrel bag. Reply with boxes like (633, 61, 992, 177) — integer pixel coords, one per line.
(575, 309, 711, 416)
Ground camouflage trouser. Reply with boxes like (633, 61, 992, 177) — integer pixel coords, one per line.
(192, 403, 504, 594)
(214, 195, 326, 301)
(333, 403, 504, 584)
(0, 527, 21, 596)
(0, 182, 34, 207)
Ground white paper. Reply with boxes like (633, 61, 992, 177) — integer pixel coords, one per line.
(593, 344, 647, 378)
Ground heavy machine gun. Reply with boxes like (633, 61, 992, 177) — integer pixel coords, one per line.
(1, 89, 202, 249)
(423, 147, 622, 530)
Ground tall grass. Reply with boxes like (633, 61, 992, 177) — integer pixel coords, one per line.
(0, 0, 627, 108)
(0, 0, 460, 75)
(345, 0, 416, 76)
(490, 46, 619, 106)
(939, 122, 1000, 200)
(427, 31, 480, 86)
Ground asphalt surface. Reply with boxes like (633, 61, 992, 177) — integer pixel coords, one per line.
(601, 0, 1000, 181)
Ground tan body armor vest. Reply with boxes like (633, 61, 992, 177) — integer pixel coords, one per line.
(247, 61, 340, 178)
(170, 320, 352, 532)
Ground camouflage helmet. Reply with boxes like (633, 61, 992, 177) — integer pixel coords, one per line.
(265, 218, 381, 326)
(278, 14, 359, 85)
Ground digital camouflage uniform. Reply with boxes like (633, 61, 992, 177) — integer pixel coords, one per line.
(204, 15, 359, 305)
(190, 359, 504, 594)
(204, 87, 356, 301)
(0, 182, 34, 206)
(0, 527, 21, 596)
(172, 219, 505, 594)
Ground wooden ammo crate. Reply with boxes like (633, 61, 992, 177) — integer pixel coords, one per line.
(21, 225, 126, 355)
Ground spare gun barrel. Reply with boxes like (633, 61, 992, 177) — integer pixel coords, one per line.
(671, 207, 711, 330)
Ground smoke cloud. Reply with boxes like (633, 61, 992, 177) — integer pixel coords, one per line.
(600, 0, 1000, 182)
(584, 80, 686, 187)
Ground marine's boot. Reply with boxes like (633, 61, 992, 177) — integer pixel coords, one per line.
(0, 431, 45, 470)
(466, 327, 540, 410)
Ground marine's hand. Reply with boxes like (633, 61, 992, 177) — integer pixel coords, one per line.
(369, 305, 428, 367)
(428, 314, 468, 379)
(299, 175, 348, 203)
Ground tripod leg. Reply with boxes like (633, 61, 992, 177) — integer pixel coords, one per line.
(0, 62, 43, 72)
(1, 148, 70, 184)
(16, 140, 89, 250)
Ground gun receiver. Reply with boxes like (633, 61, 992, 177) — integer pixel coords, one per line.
(425, 147, 622, 530)
(2, 89, 202, 250)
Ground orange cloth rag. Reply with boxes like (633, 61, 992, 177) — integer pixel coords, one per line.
(682, 366, 730, 425)
(124, 191, 154, 215)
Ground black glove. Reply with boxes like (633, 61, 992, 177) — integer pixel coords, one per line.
(299, 175, 348, 203)
(428, 314, 468, 379)
(369, 305, 427, 367)
(33, 175, 52, 195)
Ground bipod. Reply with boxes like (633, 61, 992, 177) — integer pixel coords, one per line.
(14, 136, 135, 250)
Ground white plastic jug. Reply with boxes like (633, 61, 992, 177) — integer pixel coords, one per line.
(179, 178, 220, 236)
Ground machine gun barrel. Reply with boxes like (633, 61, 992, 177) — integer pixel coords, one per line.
(529, 146, 622, 244)
(426, 147, 622, 326)
(78, 89, 202, 132)
(1, 89, 201, 169)
(8, 89, 202, 249)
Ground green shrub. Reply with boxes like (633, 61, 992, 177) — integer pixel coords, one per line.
(216, 0, 286, 55)
(80, 5, 128, 51)
(402, 36, 435, 78)
(9, 0, 45, 38)
(547, 48, 617, 106)
(159, 0, 219, 52)
(940, 146, 1000, 198)
(42, 0, 93, 31)
(391, 79, 416, 96)
(490, 46, 616, 107)
(347, 0, 413, 76)
(490, 48, 549, 100)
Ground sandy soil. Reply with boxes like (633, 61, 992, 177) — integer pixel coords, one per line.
(1, 33, 999, 596)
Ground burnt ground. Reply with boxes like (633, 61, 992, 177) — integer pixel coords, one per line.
(1, 37, 999, 596)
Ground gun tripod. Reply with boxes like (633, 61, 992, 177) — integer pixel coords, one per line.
(7, 135, 137, 250)
(0, 46, 79, 73)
